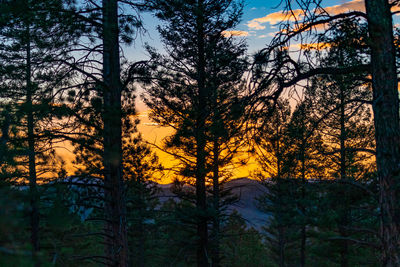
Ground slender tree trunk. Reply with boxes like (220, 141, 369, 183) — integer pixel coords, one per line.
(276, 128, 285, 267)
(135, 197, 146, 267)
(137, 220, 145, 267)
(102, 0, 128, 266)
(277, 183, 286, 267)
(0, 108, 10, 162)
(26, 22, 40, 267)
(339, 82, 349, 267)
(300, 143, 306, 267)
(276, 118, 281, 179)
(300, 207, 306, 267)
(365, 1, 400, 266)
(137, 181, 145, 267)
(211, 140, 220, 267)
(194, 1, 209, 266)
(278, 226, 285, 267)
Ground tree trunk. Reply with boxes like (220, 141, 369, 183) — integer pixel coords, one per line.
(102, 0, 128, 266)
(276, 117, 281, 180)
(211, 140, 220, 267)
(26, 22, 40, 267)
(195, 1, 208, 265)
(0, 109, 10, 162)
(339, 82, 349, 267)
(365, 1, 400, 266)
(278, 225, 285, 267)
(137, 182, 145, 267)
(300, 141, 306, 267)
(276, 126, 285, 267)
(300, 217, 306, 267)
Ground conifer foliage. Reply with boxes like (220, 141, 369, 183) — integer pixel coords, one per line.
(0, 0, 78, 264)
(0, 0, 399, 266)
(144, 0, 247, 265)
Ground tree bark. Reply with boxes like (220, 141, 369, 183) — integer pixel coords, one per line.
(300, 139, 306, 267)
(26, 22, 40, 267)
(278, 226, 285, 267)
(0, 109, 10, 162)
(276, 123, 285, 267)
(136, 181, 145, 267)
(211, 140, 220, 267)
(102, 0, 128, 266)
(195, 1, 209, 266)
(365, 0, 400, 265)
(339, 80, 349, 267)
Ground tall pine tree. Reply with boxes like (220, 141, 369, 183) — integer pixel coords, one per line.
(144, 0, 246, 265)
(0, 0, 79, 264)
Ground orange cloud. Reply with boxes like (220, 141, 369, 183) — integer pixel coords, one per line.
(247, 9, 304, 29)
(222, 30, 249, 37)
(247, 0, 365, 30)
(393, 5, 400, 14)
(323, 0, 364, 14)
(287, 42, 331, 50)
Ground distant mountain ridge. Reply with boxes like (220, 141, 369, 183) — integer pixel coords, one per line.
(53, 176, 270, 229)
(156, 177, 269, 230)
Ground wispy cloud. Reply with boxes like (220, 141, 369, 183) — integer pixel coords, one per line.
(247, 0, 365, 30)
(222, 30, 249, 37)
(324, 0, 364, 14)
(247, 20, 266, 30)
(287, 42, 331, 50)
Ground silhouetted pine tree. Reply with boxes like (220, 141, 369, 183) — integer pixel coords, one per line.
(0, 0, 79, 264)
(205, 23, 247, 267)
(306, 19, 378, 266)
(254, 99, 321, 266)
(122, 110, 162, 267)
(254, 0, 399, 262)
(253, 100, 297, 267)
(63, 1, 147, 264)
(68, 78, 158, 265)
(252, 99, 291, 180)
(144, 1, 246, 265)
(283, 98, 323, 267)
(258, 177, 303, 267)
(220, 210, 269, 267)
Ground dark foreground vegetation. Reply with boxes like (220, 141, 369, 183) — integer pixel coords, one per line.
(0, 0, 399, 266)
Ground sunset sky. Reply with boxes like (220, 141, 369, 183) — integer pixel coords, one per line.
(127, 0, 369, 66)
(132, 0, 387, 113)
(2, 1, 395, 264)
(127, 0, 377, 183)
(60, 0, 390, 183)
